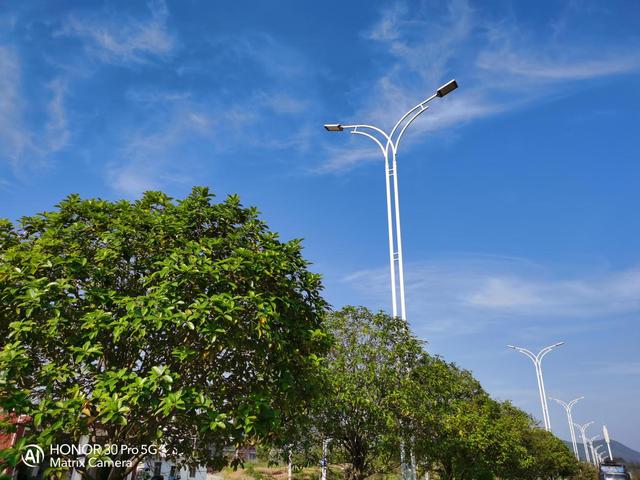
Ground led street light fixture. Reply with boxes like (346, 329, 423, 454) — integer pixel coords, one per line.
(436, 79, 458, 97)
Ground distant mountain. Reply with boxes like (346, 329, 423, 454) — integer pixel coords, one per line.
(563, 439, 640, 464)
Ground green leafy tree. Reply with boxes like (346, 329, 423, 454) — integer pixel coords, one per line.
(571, 462, 599, 480)
(516, 427, 579, 480)
(403, 354, 579, 480)
(317, 306, 423, 480)
(403, 355, 495, 480)
(0, 188, 330, 480)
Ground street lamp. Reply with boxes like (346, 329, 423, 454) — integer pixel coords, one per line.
(324, 79, 458, 322)
(574, 421, 594, 463)
(549, 396, 583, 459)
(507, 342, 564, 431)
(595, 445, 606, 466)
(589, 435, 601, 466)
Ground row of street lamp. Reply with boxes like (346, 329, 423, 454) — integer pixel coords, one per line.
(507, 342, 615, 466)
(323, 79, 615, 475)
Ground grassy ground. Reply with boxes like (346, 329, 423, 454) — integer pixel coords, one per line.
(217, 462, 401, 480)
(218, 462, 341, 480)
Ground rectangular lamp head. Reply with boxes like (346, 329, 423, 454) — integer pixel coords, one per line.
(436, 79, 458, 97)
(324, 124, 343, 132)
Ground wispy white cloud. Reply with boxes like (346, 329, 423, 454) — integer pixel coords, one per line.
(315, 144, 379, 174)
(45, 78, 70, 153)
(106, 107, 216, 196)
(588, 361, 640, 377)
(317, 0, 640, 172)
(105, 31, 323, 194)
(342, 255, 640, 338)
(0, 46, 32, 168)
(258, 92, 310, 115)
(59, 0, 176, 65)
(125, 88, 191, 104)
(0, 46, 70, 172)
(480, 53, 640, 80)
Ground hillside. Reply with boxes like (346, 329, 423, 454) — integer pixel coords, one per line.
(564, 440, 640, 463)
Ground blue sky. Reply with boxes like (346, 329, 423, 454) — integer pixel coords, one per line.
(1, 0, 639, 449)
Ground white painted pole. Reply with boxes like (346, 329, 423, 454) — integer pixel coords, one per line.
(70, 435, 89, 480)
(508, 343, 564, 431)
(549, 396, 583, 459)
(325, 81, 459, 480)
(575, 422, 594, 463)
(536, 362, 552, 430)
(384, 153, 398, 318)
(321, 438, 331, 480)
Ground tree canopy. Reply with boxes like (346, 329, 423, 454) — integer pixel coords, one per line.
(0, 188, 330, 479)
(315, 306, 583, 480)
(315, 306, 423, 480)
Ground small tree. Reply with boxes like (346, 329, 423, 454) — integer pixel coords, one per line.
(403, 354, 579, 480)
(518, 427, 579, 480)
(0, 188, 330, 480)
(317, 306, 423, 480)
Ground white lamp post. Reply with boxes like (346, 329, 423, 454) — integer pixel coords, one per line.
(325, 82, 458, 480)
(324, 79, 458, 322)
(595, 445, 606, 466)
(321, 438, 332, 480)
(574, 421, 594, 463)
(549, 396, 583, 459)
(507, 342, 564, 431)
(589, 435, 601, 466)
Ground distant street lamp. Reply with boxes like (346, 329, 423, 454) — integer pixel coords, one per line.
(589, 435, 601, 466)
(549, 396, 583, 459)
(507, 342, 564, 431)
(574, 421, 595, 463)
(324, 79, 458, 322)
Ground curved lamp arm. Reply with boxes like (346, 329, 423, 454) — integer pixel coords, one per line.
(388, 79, 457, 143)
(388, 96, 436, 148)
(575, 421, 595, 434)
(549, 397, 569, 410)
(350, 130, 388, 159)
(342, 124, 395, 156)
(568, 396, 584, 409)
(539, 342, 565, 360)
(325, 80, 458, 159)
(395, 105, 430, 152)
(508, 345, 537, 363)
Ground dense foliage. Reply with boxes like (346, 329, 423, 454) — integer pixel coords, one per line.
(315, 306, 423, 480)
(0, 187, 595, 480)
(0, 188, 330, 479)
(314, 306, 582, 480)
